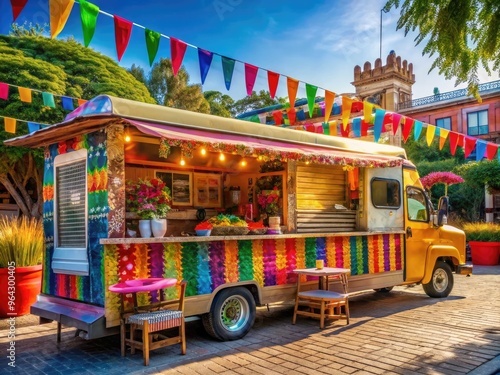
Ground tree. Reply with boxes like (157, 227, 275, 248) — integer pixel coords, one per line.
(146, 58, 210, 113)
(404, 135, 465, 163)
(203, 90, 234, 118)
(0, 33, 155, 218)
(384, 0, 500, 99)
(231, 90, 286, 117)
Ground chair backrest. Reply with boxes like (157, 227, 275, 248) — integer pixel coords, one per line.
(178, 280, 187, 312)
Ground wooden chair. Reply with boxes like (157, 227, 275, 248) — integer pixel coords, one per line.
(292, 273, 349, 329)
(125, 280, 187, 366)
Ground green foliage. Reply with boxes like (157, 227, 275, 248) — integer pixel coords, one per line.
(203, 90, 234, 118)
(462, 222, 500, 242)
(404, 136, 464, 163)
(0, 216, 44, 268)
(384, 0, 500, 99)
(454, 159, 500, 191)
(230, 90, 286, 117)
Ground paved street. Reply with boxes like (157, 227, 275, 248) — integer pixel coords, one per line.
(1, 264, 499, 375)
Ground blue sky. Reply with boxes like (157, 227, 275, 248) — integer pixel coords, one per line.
(1, 0, 498, 102)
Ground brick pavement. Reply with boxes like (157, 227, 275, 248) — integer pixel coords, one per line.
(1, 264, 499, 375)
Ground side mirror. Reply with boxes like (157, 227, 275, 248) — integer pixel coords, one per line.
(437, 196, 449, 226)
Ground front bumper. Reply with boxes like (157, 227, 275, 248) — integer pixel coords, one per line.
(456, 263, 473, 276)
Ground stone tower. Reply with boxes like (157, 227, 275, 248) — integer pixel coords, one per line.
(352, 51, 415, 111)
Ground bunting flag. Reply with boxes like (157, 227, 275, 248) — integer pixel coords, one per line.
(373, 108, 385, 143)
(382, 113, 392, 133)
(449, 131, 460, 155)
(170, 37, 187, 76)
(198, 48, 213, 84)
(78, 98, 87, 106)
(361, 120, 369, 136)
(305, 84, 318, 118)
(28, 122, 41, 133)
(402, 117, 413, 142)
(4, 117, 16, 133)
(476, 140, 487, 161)
(0, 83, 9, 100)
(329, 120, 338, 135)
(438, 128, 449, 150)
(257, 113, 267, 124)
(287, 77, 299, 108)
(324, 91, 335, 123)
(341, 96, 353, 130)
(221, 56, 235, 91)
(18, 87, 32, 102)
(79, 0, 99, 47)
(352, 118, 361, 137)
(296, 109, 306, 121)
(42, 92, 56, 108)
(321, 122, 330, 135)
(10, 0, 28, 21)
(61, 96, 74, 110)
(145, 29, 161, 66)
(244, 63, 258, 96)
(486, 143, 498, 160)
(50, 0, 75, 39)
(413, 120, 422, 141)
(287, 107, 296, 125)
(113, 15, 133, 61)
(363, 102, 373, 124)
(392, 113, 402, 135)
(464, 136, 477, 158)
(340, 123, 350, 137)
(426, 124, 436, 146)
(272, 110, 283, 125)
(267, 71, 279, 99)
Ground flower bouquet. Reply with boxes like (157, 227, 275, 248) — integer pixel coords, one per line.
(126, 177, 171, 219)
(257, 187, 280, 216)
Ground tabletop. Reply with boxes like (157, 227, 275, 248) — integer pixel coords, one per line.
(293, 267, 351, 277)
(108, 277, 178, 294)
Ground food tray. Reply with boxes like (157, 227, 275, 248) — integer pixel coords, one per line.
(211, 226, 250, 236)
(249, 228, 268, 235)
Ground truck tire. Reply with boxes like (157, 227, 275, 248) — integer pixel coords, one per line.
(423, 260, 454, 298)
(202, 287, 256, 341)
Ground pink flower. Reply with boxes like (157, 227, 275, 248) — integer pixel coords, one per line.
(420, 172, 464, 196)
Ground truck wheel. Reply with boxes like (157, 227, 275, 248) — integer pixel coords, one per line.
(423, 260, 454, 298)
(374, 287, 394, 293)
(202, 287, 256, 341)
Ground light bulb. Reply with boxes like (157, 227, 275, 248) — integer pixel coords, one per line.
(241, 160, 247, 167)
(180, 159, 186, 166)
(124, 134, 131, 143)
(201, 148, 206, 156)
(219, 153, 225, 161)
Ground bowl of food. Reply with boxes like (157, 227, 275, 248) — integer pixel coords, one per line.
(195, 229, 212, 236)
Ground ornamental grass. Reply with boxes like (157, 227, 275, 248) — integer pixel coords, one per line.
(0, 216, 44, 268)
(462, 222, 500, 242)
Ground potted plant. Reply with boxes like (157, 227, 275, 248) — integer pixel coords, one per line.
(462, 222, 500, 265)
(0, 216, 44, 317)
(126, 177, 171, 238)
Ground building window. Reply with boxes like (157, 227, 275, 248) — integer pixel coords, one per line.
(467, 110, 488, 136)
(52, 149, 89, 276)
(435, 117, 451, 130)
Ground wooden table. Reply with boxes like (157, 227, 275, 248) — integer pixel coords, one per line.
(292, 267, 350, 328)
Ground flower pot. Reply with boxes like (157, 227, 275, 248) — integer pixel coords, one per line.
(469, 241, 500, 266)
(0, 264, 42, 318)
(151, 218, 167, 238)
(138, 219, 152, 238)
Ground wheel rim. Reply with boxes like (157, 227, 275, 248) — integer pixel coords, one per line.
(219, 295, 250, 332)
(433, 268, 448, 293)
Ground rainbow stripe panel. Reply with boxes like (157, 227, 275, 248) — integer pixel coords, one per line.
(103, 234, 403, 320)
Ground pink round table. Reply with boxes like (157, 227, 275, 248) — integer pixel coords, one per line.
(109, 278, 177, 294)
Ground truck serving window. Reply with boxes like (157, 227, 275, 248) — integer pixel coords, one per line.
(52, 149, 89, 276)
(371, 178, 401, 208)
(406, 186, 428, 221)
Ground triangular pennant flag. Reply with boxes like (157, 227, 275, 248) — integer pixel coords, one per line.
(4, 117, 16, 133)
(221, 56, 235, 91)
(363, 102, 373, 124)
(244, 63, 258, 96)
(341, 96, 353, 130)
(267, 71, 279, 99)
(426, 124, 436, 146)
(287, 107, 296, 125)
(486, 143, 498, 160)
(340, 123, 350, 137)
(438, 128, 449, 150)
(296, 109, 306, 121)
(18, 87, 32, 102)
(324, 91, 335, 123)
(352, 118, 361, 137)
(330, 120, 338, 136)
(61, 96, 74, 110)
(287, 77, 299, 108)
(50, 0, 75, 39)
(361, 120, 369, 136)
(77, 98, 87, 106)
(392, 113, 402, 135)
(464, 136, 477, 158)
(449, 131, 459, 155)
(413, 120, 422, 140)
(402, 117, 413, 142)
(305, 124, 315, 133)
(257, 113, 267, 124)
(382, 113, 392, 133)
(10, 0, 28, 21)
(476, 140, 487, 161)
(170, 37, 187, 76)
(305, 83, 318, 118)
(249, 115, 260, 123)
(373, 108, 385, 142)
(272, 110, 283, 125)
(322, 122, 330, 135)
(198, 48, 213, 84)
(28, 122, 41, 133)
(145, 29, 161, 66)
(457, 133, 465, 149)
(79, 0, 99, 47)
(42, 92, 56, 108)
(0, 83, 9, 100)
(113, 15, 133, 61)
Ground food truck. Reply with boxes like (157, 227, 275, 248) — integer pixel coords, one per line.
(5, 95, 472, 341)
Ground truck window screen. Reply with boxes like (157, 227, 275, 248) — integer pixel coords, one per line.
(371, 178, 401, 208)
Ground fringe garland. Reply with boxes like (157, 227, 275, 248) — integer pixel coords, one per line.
(224, 240, 240, 283)
(197, 241, 212, 294)
(252, 239, 264, 287)
(238, 240, 254, 281)
(285, 238, 297, 284)
(275, 239, 287, 285)
(263, 239, 277, 286)
(181, 242, 199, 297)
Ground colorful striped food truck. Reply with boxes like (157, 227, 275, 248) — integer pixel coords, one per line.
(5, 95, 472, 341)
